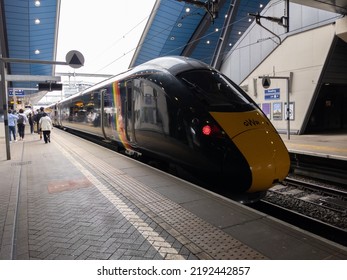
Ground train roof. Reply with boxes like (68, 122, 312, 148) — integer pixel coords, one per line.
(137, 56, 213, 76)
(56, 56, 213, 104)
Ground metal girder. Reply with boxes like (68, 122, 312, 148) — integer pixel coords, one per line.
(211, 0, 238, 69)
(55, 72, 113, 78)
(2, 75, 61, 82)
(181, 12, 212, 57)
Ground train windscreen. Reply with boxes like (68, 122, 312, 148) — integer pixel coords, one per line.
(178, 70, 255, 112)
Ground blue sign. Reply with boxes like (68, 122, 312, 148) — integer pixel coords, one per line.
(9, 89, 25, 96)
(264, 88, 280, 100)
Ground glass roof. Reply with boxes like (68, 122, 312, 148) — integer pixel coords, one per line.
(131, 0, 269, 68)
(3, 0, 59, 90)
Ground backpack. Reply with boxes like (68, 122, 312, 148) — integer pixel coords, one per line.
(18, 114, 24, 124)
(35, 112, 43, 122)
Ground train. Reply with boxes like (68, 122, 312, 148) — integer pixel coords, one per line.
(48, 56, 290, 202)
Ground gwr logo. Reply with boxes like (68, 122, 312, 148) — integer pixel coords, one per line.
(243, 119, 260, 127)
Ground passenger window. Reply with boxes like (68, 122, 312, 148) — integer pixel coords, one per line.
(134, 79, 169, 135)
(178, 70, 254, 112)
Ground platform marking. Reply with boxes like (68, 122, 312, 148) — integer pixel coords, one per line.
(58, 146, 185, 260)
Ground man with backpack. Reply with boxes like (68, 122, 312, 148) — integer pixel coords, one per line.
(17, 108, 28, 141)
(34, 107, 45, 140)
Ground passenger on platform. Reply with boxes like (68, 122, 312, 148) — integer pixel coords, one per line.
(28, 113, 34, 134)
(8, 110, 18, 143)
(17, 108, 28, 141)
(34, 107, 45, 140)
(39, 113, 53, 144)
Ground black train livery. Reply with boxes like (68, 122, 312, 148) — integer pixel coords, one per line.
(49, 56, 290, 201)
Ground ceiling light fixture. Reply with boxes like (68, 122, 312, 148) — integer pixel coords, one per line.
(35, 18, 40, 24)
(35, 49, 40, 55)
(35, 1, 41, 7)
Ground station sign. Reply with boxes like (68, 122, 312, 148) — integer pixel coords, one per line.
(65, 50, 84, 69)
(264, 88, 280, 100)
(38, 83, 63, 91)
(262, 77, 271, 88)
(8, 89, 25, 96)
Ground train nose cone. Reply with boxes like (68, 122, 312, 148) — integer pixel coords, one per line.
(210, 110, 290, 193)
(232, 129, 290, 192)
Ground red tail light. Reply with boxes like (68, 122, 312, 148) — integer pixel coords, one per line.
(202, 125, 212, 136)
(202, 123, 224, 137)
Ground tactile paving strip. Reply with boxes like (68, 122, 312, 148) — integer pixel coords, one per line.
(55, 133, 266, 260)
(160, 207, 198, 225)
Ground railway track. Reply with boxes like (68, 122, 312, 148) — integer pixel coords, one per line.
(251, 153, 347, 247)
(252, 198, 347, 247)
(289, 152, 347, 185)
(252, 173, 347, 247)
(284, 177, 347, 213)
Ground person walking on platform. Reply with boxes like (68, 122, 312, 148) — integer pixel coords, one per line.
(39, 113, 53, 144)
(28, 112, 34, 134)
(34, 107, 45, 140)
(17, 108, 28, 141)
(8, 110, 19, 143)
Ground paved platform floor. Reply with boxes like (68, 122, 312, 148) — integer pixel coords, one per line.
(0, 124, 346, 260)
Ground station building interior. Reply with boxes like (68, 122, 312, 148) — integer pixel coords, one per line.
(1, 0, 347, 135)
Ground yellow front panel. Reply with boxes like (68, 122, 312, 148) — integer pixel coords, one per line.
(210, 110, 290, 192)
(210, 110, 275, 139)
(233, 130, 290, 192)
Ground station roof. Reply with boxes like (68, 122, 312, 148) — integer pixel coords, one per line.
(130, 0, 270, 69)
(0, 0, 60, 103)
(1, 0, 347, 105)
(130, 0, 347, 69)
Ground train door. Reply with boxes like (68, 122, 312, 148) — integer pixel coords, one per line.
(100, 89, 111, 140)
(125, 81, 136, 143)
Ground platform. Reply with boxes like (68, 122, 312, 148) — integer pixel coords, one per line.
(0, 124, 346, 260)
(281, 133, 347, 160)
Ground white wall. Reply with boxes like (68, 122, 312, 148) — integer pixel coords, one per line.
(220, 0, 342, 134)
(240, 24, 335, 133)
(220, 1, 340, 84)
